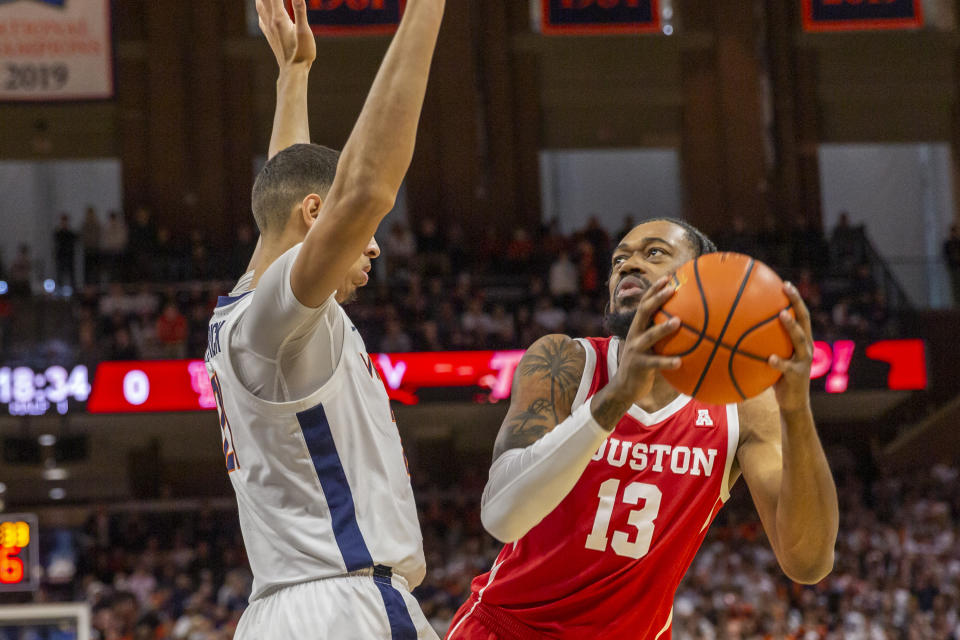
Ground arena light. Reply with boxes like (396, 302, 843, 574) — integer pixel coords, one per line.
(41, 468, 68, 482)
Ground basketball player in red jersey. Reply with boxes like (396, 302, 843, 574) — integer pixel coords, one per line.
(446, 218, 839, 639)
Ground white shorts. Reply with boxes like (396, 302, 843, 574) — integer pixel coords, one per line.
(235, 569, 439, 640)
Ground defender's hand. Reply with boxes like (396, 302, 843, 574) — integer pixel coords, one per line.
(257, 0, 317, 69)
(610, 277, 682, 404)
(768, 282, 814, 415)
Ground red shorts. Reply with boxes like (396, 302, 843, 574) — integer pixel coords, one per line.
(445, 598, 540, 640)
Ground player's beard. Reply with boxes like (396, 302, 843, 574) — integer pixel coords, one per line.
(603, 302, 636, 340)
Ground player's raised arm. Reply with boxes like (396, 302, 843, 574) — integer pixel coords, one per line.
(244, 0, 317, 274)
(736, 284, 838, 584)
(290, 0, 444, 308)
(481, 280, 682, 542)
(258, 0, 315, 159)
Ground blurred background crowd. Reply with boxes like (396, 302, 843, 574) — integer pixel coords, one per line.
(12, 450, 959, 640)
(0, 206, 904, 366)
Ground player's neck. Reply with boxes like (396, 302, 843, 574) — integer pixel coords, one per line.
(250, 232, 303, 289)
(637, 376, 682, 414)
(615, 338, 681, 412)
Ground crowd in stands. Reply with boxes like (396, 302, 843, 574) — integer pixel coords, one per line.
(0, 207, 899, 363)
(9, 451, 960, 638)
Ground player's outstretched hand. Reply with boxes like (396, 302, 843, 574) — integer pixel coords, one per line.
(768, 281, 813, 414)
(257, 0, 316, 70)
(613, 277, 682, 404)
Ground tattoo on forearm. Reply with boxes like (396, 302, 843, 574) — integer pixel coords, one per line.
(494, 336, 585, 459)
(497, 398, 553, 453)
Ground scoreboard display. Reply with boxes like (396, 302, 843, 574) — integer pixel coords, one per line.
(541, 0, 661, 35)
(291, 0, 405, 35)
(0, 514, 39, 592)
(802, 0, 924, 32)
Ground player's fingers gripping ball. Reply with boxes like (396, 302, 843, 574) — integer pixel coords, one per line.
(652, 252, 795, 405)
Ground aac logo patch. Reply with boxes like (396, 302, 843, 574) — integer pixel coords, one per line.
(695, 409, 714, 427)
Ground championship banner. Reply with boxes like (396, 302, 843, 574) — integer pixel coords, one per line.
(802, 0, 923, 32)
(542, 0, 660, 35)
(289, 0, 405, 36)
(0, 0, 113, 101)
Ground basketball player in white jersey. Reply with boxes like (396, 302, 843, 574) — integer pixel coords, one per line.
(204, 0, 444, 637)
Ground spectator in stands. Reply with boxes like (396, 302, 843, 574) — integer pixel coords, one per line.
(155, 227, 178, 282)
(187, 230, 212, 281)
(54, 214, 78, 290)
(581, 215, 611, 276)
(548, 249, 579, 308)
(476, 228, 503, 276)
(831, 211, 864, 271)
(156, 302, 187, 359)
(110, 326, 139, 360)
(461, 298, 491, 340)
(416, 320, 445, 352)
(487, 304, 516, 349)
(380, 318, 413, 353)
(9, 243, 32, 297)
(944, 224, 960, 307)
(416, 217, 448, 276)
(101, 211, 129, 282)
(187, 304, 211, 358)
(506, 228, 534, 274)
(791, 215, 830, 274)
(566, 294, 603, 338)
(81, 206, 101, 285)
(75, 319, 104, 369)
(230, 224, 257, 279)
(576, 240, 600, 294)
(446, 223, 469, 275)
(384, 221, 416, 282)
(532, 295, 565, 333)
(794, 268, 822, 312)
(128, 207, 158, 280)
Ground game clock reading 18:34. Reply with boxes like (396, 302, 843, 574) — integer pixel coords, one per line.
(0, 514, 39, 592)
(0, 365, 90, 417)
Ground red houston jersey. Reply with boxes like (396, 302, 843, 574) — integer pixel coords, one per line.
(448, 337, 741, 640)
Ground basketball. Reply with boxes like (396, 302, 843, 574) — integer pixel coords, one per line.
(652, 252, 795, 405)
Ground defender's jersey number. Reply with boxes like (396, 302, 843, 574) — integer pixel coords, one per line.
(584, 479, 662, 559)
(209, 372, 239, 472)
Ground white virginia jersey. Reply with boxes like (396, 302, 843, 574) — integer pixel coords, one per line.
(204, 290, 426, 602)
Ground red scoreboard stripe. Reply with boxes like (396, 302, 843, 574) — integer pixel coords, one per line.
(84, 340, 927, 414)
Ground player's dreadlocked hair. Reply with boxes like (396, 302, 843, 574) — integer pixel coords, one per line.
(640, 217, 717, 256)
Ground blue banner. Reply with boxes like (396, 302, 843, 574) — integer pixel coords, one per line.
(542, 0, 659, 35)
(803, 0, 922, 32)
(298, 0, 404, 35)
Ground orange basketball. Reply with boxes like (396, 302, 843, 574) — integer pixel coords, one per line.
(652, 252, 795, 405)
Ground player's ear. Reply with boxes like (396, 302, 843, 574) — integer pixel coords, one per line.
(299, 194, 324, 228)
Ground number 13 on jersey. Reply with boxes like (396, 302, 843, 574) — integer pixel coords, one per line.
(585, 479, 662, 560)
